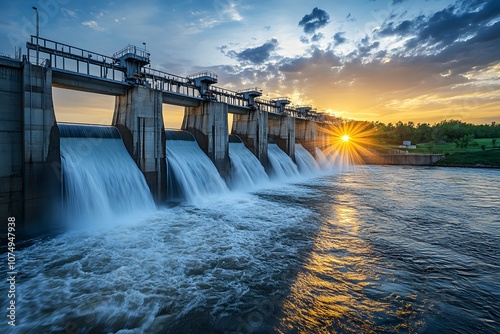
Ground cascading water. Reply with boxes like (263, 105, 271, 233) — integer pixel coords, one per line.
(315, 147, 330, 168)
(166, 130, 228, 202)
(295, 143, 320, 174)
(228, 134, 269, 190)
(267, 141, 300, 179)
(59, 123, 155, 222)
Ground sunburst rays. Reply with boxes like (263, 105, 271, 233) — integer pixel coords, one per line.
(318, 121, 382, 169)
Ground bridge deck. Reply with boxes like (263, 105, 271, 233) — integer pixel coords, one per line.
(26, 35, 328, 121)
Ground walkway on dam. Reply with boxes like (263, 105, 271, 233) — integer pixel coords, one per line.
(26, 35, 331, 121)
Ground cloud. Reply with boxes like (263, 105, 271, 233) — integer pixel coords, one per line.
(311, 33, 324, 42)
(207, 0, 500, 124)
(222, 1, 243, 22)
(279, 48, 342, 73)
(333, 32, 347, 45)
(298, 7, 330, 34)
(81, 21, 106, 31)
(378, 19, 414, 36)
(228, 38, 279, 64)
(379, 0, 500, 51)
(188, 0, 244, 31)
(392, 0, 408, 5)
(61, 8, 78, 19)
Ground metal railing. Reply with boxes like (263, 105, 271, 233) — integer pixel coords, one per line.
(187, 71, 218, 81)
(255, 98, 281, 114)
(270, 97, 291, 103)
(24, 36, 331, 123)
(237, 87, 263, 94)
(140, 67, 200, 98)
(209, 86, 248, 107)
(27, 35, 125, 81)
(113, 45, 150, 60)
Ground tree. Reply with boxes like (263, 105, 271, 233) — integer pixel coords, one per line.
(459, 134, 475, 149)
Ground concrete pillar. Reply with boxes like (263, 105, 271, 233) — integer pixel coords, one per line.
(22, 60, 62, 231)
(231, 107, 268, 169)
(182, 101, 230, 179)
(316, 123, 331, 153)
(295, 119, 317, 157)
(268, 114, 295, 161)
(113, 86, 166, 202)
(0, 58, 24, 228)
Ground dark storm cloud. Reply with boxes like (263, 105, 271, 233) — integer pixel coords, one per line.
(333, 32, 347, 45)
(431, 19, 500, 75)
(374, 0, 500, 79)
(227, 38, 279, 64)
(298, 7, 330, 34)
(379, 0, 500, 49)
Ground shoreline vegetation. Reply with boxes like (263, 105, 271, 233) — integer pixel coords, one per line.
(337, 119, 500, 168)
(432, 149, 500, 168)
(383, 140, 500, 168)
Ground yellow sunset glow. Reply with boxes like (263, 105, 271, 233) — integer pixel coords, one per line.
(318, 121, 381, 168)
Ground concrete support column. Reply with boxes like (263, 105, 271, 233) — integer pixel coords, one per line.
(113, 86, 166, 202)
(295, 119, 317, 157)
(314, 123, 325, 155)
(0, 58, 23, 227)
(182, 101, 230, 179)
(268, 115, 295, 161)
(316, 123, 331, 153)
(22, 61, 61, 230)
(231, 107, 268, 169)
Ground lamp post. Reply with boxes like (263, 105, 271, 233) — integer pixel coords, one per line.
(32, 6, 39, 64)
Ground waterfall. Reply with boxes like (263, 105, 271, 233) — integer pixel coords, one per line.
(166, 130, 228, 202)
(295, 143, 320, 174)
(315, 147, 330, 168)
(228, 135, 269, 190)
(59, 123, 155, 222)
(267, 142, 300, 179)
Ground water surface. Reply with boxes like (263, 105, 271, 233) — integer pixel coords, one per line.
(2, 166, 499, 333)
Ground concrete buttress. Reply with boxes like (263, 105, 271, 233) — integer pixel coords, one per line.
(231, 107, 268, 170)
(113, 86, 167, 202)
(182, 101, 231, 180)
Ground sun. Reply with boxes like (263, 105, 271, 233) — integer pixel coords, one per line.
(316, 120, 381, 169)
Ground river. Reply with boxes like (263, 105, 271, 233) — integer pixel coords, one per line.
(2, 166, 499, 333)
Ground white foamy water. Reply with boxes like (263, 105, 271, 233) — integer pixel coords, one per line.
(60, 136, 155, 223)
(315, 147, 330, 168)
(166, 139, 229, 202)
(267, 143, 300, 179)
(3, 166, 498, 333)
(10, 190, 314, 333)
(295, 143, 320, 174)
(229, 142, 269, 190)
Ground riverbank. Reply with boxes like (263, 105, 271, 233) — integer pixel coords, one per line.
(433, 149, 500, 168)
(360, 153, 445, 166)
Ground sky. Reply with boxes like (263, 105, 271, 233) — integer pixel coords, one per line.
(1, 0, 499, 126)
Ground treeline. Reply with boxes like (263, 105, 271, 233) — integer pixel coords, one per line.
(369, 120, 500, 145)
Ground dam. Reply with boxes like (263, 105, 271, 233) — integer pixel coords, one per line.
(0, 36, 339, 230)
